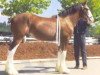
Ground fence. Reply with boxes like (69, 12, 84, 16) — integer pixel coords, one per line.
(0, 36, 99, 45)
(0, 36, 13, 42)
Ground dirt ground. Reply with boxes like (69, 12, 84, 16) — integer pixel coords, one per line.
(0, 42, 100, 61)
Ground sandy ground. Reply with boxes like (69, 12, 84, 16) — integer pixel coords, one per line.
(0, 58, 100, 75)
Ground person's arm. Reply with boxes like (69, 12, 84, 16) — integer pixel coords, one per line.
(78, 21, 89, 34)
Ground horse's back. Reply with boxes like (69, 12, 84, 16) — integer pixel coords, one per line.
(10, 13, 57, 41)
(11, 13, 56, 25)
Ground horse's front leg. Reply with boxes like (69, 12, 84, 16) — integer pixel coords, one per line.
(59, 50, 70, 74)
(55, 48, 61, 72)
(56, 44, 70, 74)
(5, 41, 20, 75)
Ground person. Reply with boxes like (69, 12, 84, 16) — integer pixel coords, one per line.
(74, 19, 89, 70)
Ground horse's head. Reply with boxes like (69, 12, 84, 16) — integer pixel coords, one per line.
(80, 1, 94, 24)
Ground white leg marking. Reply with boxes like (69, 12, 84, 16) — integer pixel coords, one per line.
(88, 9, 94, 23)
(5, 44, 20, 75)
(55, 50, 61, 72)
(59, 51, 70, 74)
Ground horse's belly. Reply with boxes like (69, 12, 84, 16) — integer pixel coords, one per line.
(30, 22, 56, 41)
(30, 30, 56, 41)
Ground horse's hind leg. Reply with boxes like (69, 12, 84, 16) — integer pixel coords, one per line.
(5, 38, 22, 75)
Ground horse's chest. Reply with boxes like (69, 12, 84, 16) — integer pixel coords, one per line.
(62, 25, 73, 38)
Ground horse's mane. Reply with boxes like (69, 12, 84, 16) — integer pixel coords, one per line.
(58, 4, 82, 17)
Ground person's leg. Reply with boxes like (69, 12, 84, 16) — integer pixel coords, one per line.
(74, 44, 80, 68)
(80, 35, 87, 69)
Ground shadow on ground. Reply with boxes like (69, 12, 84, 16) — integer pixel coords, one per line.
(19, 66, 56, 74)
(0, 71, 8, 75)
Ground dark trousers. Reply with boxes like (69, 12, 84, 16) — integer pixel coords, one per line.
(74, 34, 87, 66)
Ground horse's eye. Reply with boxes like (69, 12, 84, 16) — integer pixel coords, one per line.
(83, 8, 88, 12)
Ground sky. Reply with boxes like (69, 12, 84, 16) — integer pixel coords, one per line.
(0, 0, 62, 23)
(0, 9, 8, 23)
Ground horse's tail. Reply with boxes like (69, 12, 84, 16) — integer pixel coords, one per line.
(8, 13, 16, 24)
(8, 17, 12, 23)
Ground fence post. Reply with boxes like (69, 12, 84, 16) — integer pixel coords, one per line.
(22, 36, 26, 43)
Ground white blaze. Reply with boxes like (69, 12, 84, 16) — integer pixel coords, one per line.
(86, 5, 94, 23)
(88, 9, 94, 22)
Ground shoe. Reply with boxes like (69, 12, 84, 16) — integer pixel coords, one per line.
(82, 66, 87, 70)
(74, 66, 79, 69)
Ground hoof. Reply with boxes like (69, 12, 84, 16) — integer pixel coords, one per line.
(55, 65, 60, 72)
(59, 68, 70, 74)
(5, 63, 18, 75)
(63, 69, 70, 74)
(5, 71, 18, 75)
(5, 69, 18, 75)
(55, 64, 70, 74)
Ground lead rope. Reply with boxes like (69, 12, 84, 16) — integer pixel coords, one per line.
(56, 15, 61, 47)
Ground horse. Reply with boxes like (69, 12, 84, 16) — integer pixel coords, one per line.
(5, 1, 94, 75)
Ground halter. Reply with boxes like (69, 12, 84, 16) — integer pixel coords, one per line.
(85, 13, 94, 23)
(81, 4, 94, 23)
(56, 15, 61, 47)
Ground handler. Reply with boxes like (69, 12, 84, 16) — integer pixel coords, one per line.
(74, 19, 89, 70)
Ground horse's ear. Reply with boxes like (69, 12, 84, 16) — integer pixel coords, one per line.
(82, 0, 87, 6)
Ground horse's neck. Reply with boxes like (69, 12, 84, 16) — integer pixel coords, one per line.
(59, 12, 80, 37)
(60, 12, 80, 28)
(67, 12, 80, 27)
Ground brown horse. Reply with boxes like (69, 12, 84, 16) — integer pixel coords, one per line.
(5, 1, 94, 75)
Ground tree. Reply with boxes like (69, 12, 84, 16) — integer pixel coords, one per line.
(89, 21, 100, 37)
(0, 0, 51, 16)
(58, 0, 83, 9)
(58, 0, 100, 21)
